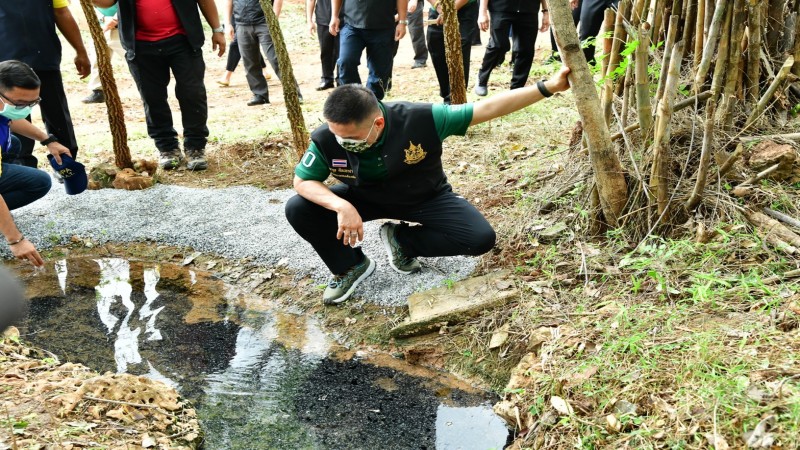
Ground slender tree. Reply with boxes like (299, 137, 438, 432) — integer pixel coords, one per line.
(78, 0, 132, 169)
(259, 0, 308, 158)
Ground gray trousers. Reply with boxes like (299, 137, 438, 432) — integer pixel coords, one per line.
(236, 22, 302, 99)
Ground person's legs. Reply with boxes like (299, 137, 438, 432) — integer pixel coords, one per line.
(14, 70, 79, 168)
(237, 23, 270, 101)
(407, 5, 428, 66)
(363, 27, 396, 100)
(127, 39, 180, 153)
(509, 13, 538, 89)
(426, 24, 450, 100)
(476, 11, 513, 89)
(255, 22, 302, 98)
(285, 184, 385, 275)
(168, 38, 209, 159)
(0, 162, 52, 210)
(390, 190, 496, 259)
(317, 23, 338, 87)
(337, 24, 366, 87)
(580, 0, 615, 63)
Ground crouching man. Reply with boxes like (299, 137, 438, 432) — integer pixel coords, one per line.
(1, 61, 74, 267)
(286, 67, 571, 305)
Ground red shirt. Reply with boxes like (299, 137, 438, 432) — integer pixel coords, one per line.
(135, 0, 186, 41)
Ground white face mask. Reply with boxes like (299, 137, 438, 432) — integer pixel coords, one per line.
(335, 118, 378, 153)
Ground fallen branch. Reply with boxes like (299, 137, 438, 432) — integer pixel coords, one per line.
(717, 143, 744, 178)
(744, 209, 800, 253)
(763, 207, 800, 230)
(740, 133, 800, 143)
(740, 162, 784, 187)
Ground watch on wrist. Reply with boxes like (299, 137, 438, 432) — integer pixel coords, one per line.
(40, 134, 58, 146)
(212, 25, 225, 33)
(398, 20, 408, 25)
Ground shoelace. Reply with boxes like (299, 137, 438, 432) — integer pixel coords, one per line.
(328, 262, 364, 288)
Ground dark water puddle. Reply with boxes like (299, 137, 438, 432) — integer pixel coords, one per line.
(12, 258, 511, 449)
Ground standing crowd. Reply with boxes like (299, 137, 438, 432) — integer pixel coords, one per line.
(1, 0, 617, 305)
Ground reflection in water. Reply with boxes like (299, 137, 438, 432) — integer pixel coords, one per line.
(436, 405, 510, 450)
(19, 258, 510, 450)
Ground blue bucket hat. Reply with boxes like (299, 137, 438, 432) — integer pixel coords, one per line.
(47, 154, 88, 195)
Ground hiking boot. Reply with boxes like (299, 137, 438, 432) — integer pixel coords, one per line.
(323, 256, 376, 305)
(158, 149, 182, 170)
(380, 222, 421, 274)
(82, 89, 105, 104)
(185, 148, 208, 171)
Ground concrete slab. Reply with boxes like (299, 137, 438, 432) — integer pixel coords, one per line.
(390, 270, 518, 338)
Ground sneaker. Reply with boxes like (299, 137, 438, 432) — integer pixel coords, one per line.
(380, 222, 421, 274)
(411, 61, 427, 69)
(323, 256, 376, 305)
(158, 149, 182, 170)
(474, 85, 488, 96)
(82, 90, 105, 104)
(185, 148, 208, 171)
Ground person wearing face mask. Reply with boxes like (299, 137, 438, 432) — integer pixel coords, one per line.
(285, 66, 572, 305)
(0, 0, 90, 169)
(0, 61, 73, 268)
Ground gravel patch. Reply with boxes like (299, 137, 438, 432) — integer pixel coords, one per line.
(5, 181, 478, 306)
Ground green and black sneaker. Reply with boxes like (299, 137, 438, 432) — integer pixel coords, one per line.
(323, 256, 376, 305)
(380, 222, 422, 274)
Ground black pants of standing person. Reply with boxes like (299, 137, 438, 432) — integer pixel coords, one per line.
(427, 3, 478, 103)
(550, 0, 582, 59)
(407, 4, 428, 65)
(317, 23, 339, 85)
(13, 70, 79, 168)
(126, 35, 209, 152)
(581, 0, 617, 63)
(285, 183, 496, 275)
(476, 10, 539, 90)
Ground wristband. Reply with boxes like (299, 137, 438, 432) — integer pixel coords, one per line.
(537, 80, 553, 98)
(542, 9, 549, 12)
(7, 236, 25, 246)
(398, 20, 408, 25)
(40, 134, 58, 146)
(212, 25, 225, 33)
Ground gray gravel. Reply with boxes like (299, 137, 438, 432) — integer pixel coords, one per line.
(4, 181, 477, 306)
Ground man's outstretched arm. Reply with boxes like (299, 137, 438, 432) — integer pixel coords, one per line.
(0, 196, 44, 267)
(470, 66, 571, 126)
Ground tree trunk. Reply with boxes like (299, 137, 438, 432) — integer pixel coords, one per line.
(745, 0, 763, 104)
(551, 0, 628, 226)
(259, 0, 308, 158)
(649, 39, 685, 220)
(685, 99, 715, 211)
(634, 23, 653, 135)
(717, 0, 746, 130)
(78, 0, 132, 169)
(694, 0, 727, 89)
(765, 0, 785, 58)
(441, 0, 467, 105)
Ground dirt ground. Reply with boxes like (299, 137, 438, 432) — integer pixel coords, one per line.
(60, 0, 557, 190)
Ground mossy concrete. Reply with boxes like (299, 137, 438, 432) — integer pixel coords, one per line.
(390, 270, 518, 338)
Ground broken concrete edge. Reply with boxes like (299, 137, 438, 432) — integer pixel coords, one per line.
(390, 288, 519, 338)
